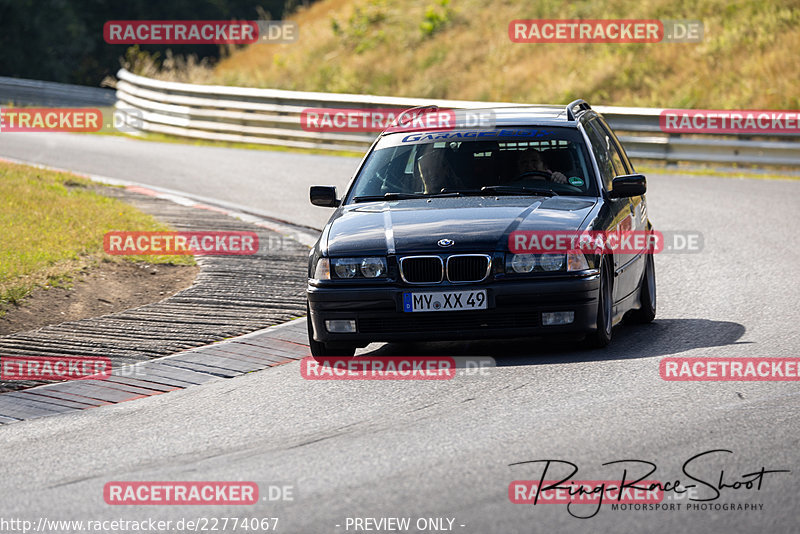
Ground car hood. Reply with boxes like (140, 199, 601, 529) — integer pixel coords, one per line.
(324, 196, 598, 256)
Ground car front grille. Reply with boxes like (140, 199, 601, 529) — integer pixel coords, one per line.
(399, 256, 444, 284)
(399, 255, 491, 284)
(359, 310, 540, 333)
(446, 255, 491, 282)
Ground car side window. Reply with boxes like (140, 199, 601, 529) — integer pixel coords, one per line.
(583, 120, 617, 190)
(597, 117, 634, 174)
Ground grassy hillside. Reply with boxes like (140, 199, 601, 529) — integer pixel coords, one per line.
(197, 0, 799, 108)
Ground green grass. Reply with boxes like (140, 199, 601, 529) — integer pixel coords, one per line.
(0, 161, 194, 314)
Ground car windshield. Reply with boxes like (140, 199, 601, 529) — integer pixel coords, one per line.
(347, 126, 596, 202)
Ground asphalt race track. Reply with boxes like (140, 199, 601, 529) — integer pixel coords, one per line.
(1, 133, 799, 533)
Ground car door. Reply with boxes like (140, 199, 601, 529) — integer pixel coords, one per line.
(596, 117, 647, 300)
(583, 118, 638, 304)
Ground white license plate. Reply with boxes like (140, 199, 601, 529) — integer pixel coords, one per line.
(403, 290, 487, 312)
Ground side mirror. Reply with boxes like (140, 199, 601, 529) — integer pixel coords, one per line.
(310, 185, 340, 207)
(608, 174, 646, 199)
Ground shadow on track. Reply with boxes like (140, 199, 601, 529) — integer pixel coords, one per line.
(361, 318, 747, 365)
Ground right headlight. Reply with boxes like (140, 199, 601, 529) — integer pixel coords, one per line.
(360, 257, 387, 278)
(333, 258, 360, 279)
(328, 257, 388, 279)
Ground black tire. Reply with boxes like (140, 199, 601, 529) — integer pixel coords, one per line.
(585, 258, 613, 348)
(307, 303, 356, 358)
(627, 253, 656, 324)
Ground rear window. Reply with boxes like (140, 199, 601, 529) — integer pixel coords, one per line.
(346, 127, 597, 202)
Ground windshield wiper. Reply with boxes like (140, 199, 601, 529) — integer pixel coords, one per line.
(353, 191, 467, 202)
(481, 185, 559, 196)
(437, 186, 559, 197)
(353, 193, 429, 202)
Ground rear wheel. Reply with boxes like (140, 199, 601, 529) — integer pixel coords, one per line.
(307, 303, 356, 358)
(585, 258, 613, 348)
(627, 253, 656, 324)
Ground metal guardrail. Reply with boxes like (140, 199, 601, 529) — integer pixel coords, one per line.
(0, 76, 116, 108)
(115, 68, 800, 165)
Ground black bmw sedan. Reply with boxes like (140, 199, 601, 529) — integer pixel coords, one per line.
(306, 100, 656, 356)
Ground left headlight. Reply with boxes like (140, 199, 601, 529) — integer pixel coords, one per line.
(328, 257, 388, 279)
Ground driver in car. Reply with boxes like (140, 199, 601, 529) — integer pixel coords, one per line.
(514, 148, 568, 184)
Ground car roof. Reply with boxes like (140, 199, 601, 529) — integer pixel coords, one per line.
(378, 100, 596, 136)
(479, 106, 576, 126)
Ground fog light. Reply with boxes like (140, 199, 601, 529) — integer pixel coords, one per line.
(325, 319, 357, 333)
(542, 311, 575, 326)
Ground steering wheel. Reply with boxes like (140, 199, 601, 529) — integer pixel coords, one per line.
(379, 171, 408, 194)
(509, 170, 586, 193)
(511, 171, 551, 182)
(511, 170, 553, 181)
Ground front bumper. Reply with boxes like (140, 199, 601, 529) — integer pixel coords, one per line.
(307, 275, 600, 344)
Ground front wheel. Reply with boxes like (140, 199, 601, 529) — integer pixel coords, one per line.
(627, 253, 656, 324)
(307, 304, 356, 358)
(585, 258, 613, 348)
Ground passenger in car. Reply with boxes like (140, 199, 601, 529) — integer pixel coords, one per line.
(416, 148, 471, 193)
